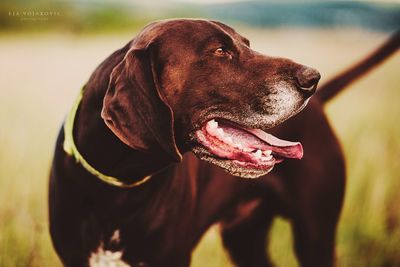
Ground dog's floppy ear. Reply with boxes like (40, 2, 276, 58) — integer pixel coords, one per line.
(101, 42, 182, 162)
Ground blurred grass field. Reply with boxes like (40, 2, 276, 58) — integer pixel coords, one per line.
(0, 28, 399, 267)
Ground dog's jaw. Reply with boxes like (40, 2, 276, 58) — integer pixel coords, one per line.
(192, 146, 273, 178)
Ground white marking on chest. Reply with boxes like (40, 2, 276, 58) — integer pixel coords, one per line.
(89, 229, 131, 267)
(110, 229, 121, 243)
(89, 247, 130, 267)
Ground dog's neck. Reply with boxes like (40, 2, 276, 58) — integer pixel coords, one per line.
(71, 84, 173, 187)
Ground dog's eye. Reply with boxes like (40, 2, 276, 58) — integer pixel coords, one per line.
(214, 47, 229, 57)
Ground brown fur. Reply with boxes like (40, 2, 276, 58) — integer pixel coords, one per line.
(49, 20, 399, 267)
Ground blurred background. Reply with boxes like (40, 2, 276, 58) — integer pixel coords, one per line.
(0, 0, 399, 266)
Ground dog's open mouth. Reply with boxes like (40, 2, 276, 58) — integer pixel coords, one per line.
(193, 119, 303, 178)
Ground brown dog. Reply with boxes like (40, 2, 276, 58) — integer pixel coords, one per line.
(49, 19, 399, 267)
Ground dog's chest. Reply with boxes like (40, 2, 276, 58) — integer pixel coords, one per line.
(86, 215, 196, 267)
(88, 229, 149, 267)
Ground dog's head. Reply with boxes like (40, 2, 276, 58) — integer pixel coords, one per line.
(101, 19, 320, 178)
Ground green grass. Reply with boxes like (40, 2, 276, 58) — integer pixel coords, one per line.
(0, 28, 399, 266)
(328, 51, 400, 267)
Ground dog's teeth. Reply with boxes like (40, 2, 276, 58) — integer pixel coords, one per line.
(254, 149, 262, 159)
(236, 144, 243, 150)
(263, 150, 272, 155)
(208, 119, 218, 129)
(225, 137, 233, 144)
(216, 128, 224, 136)
(264, 154, 273, 161)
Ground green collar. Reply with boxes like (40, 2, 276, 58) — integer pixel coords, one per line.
(63, 88, 152, 188)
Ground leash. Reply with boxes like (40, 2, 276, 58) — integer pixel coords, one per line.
(63, 88, 152, 188)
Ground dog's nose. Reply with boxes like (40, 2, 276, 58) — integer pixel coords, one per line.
(295, 67, 321, 95)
